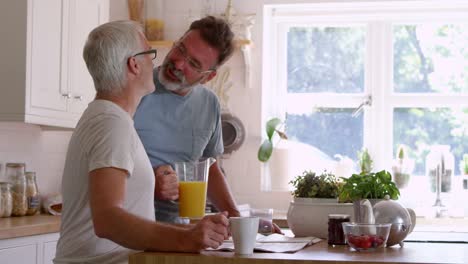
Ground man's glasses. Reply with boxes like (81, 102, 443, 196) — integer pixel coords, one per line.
(172, 42, 214, 74)
(133, 49, 157, 60)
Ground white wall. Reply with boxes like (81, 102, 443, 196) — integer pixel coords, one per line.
(0, 123, 71, 198)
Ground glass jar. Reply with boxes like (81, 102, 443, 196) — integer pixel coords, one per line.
(0, 182, 13, 217)
(25, 172, 40, 216)
(11, 170, 28, 216)
(5, 163, 26, 181)
(145, 0, 165, 41)
(328, 214, 350, 245)
(426, 145, 454, 193)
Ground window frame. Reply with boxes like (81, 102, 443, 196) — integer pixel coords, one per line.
(262, 0, 468, 180)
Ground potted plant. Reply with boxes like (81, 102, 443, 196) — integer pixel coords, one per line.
(338, 170, 400, 223)
(257, 118, 287, 162)
(459, 154, 468, 190)
(289, 170, 341, 200)
(358, 148, 373, 174)
(339, 170, 400, 202)
(391, 145, 414, 189)
(286, 171, 353, 238)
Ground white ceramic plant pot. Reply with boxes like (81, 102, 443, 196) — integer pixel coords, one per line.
(287, 197, 354, 238)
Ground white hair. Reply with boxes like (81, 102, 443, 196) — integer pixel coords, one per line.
(83, 20, 144, 94)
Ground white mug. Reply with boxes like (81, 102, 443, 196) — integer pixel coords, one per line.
(229, 217, 259, 255)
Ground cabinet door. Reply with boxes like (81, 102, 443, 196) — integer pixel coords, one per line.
(67, 0, 109, 115)
(0, 244, 37, 264)
(43, 240, 57, 264)
(29, 0, 67, 112)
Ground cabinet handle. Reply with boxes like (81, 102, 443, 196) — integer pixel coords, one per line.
(73, 95, 83, 101)
(61, 93, 72, 99)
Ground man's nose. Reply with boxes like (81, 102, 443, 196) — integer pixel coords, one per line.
(172, 56, 188, 71)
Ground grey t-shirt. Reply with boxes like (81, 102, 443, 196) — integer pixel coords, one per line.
(55, 100, 155, 264)
(134, 69, 224, 222)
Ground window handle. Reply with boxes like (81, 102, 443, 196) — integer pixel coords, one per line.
(352, 95, 372, 118)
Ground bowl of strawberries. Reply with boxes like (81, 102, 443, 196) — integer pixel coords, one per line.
(342, 223, 391, 251)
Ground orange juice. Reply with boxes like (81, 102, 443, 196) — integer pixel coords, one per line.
(179, 181, 207, 218)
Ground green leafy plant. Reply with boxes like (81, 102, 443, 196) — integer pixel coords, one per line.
(358, 148, 373, 174)
(460, 154, 468, 175)
(289, 171, 341, 198)
(257, 118, 288, 162)
(338, 170, 400, 202)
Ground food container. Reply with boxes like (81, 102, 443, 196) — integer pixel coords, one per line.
(0, 182, 13, 217)
(342, 223, 391, 251)
(328, 214, 350, 245)
(25, 171, 40, 215)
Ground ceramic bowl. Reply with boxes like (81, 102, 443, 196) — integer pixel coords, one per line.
(342, 223, 391, 251)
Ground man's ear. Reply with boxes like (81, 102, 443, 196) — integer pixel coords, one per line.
(201, 70, 217, 84)
(127, 56, 140, 76)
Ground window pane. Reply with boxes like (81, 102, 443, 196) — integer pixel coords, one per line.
(285, 108, 363, 161)
(393, 108, 468, 175)
(393, 23, 468, 93)
(287, 26, 365, 93)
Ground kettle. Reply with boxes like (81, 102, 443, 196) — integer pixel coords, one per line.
(357, 196, 416, 247)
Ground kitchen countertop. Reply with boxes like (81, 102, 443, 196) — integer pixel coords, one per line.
(129, 240, 468, 264)
(0, 214, 61, 239)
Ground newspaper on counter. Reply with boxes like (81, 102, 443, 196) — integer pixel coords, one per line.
(208, 233, 322, 253)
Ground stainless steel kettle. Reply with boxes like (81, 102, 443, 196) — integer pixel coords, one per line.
(358, 196, 416, 247)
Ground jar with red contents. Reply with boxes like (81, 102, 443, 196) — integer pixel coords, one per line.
(328, 214, 350, 245)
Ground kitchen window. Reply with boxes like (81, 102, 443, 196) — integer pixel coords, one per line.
(262, 0, 468, 223)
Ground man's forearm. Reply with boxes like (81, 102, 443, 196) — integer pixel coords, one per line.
(207, 162, 240, 217)
(93, 207, 189, 252)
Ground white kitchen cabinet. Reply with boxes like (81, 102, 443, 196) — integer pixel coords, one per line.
(0, 0, 109, 128)
(0, 232, 59, 264)
(43, 240, 58, 264)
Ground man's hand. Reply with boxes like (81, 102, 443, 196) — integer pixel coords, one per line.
(185, 212, 229, 252)
(154, 165, 178, 200)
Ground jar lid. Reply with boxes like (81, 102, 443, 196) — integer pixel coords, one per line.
(25, 171, 36, 177)
(6, 162, 25, 168)
(329, 214, 350, 219)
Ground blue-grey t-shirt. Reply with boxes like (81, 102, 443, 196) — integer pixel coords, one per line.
(134, 69, 224, 222)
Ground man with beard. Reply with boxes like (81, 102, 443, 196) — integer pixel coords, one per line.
(134, 16, 241, 223)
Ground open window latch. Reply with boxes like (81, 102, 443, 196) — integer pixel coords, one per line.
(352, 95, 372, 118)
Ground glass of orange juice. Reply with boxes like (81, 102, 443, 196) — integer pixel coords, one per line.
(175, 158, 215, 219)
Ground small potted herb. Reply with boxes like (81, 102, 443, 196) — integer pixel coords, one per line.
(287, 170, 353, 239)
(358, 148, 373, 174)
(289, 170, 341, 199)
(459, 154, 468, 190)
(338, 170, 400, 203)
(391, 145, 414, 189)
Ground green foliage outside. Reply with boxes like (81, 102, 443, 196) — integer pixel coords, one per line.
(285, 24, 468, 175)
